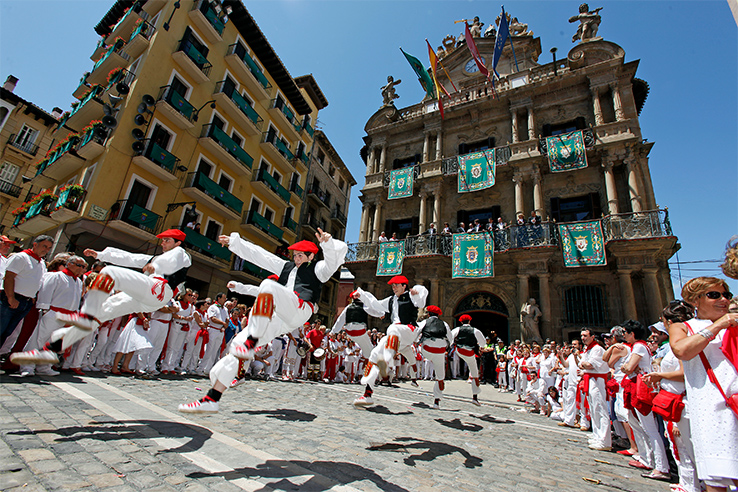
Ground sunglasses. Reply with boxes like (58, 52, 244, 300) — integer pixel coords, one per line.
(703, 291, 733, 300)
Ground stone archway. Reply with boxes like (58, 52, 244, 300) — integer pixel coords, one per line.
(453, 291, 510, 344)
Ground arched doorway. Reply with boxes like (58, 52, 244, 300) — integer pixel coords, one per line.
(453, 292, 509, 344)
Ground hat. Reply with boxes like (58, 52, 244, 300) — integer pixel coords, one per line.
(267, 274, 279, 281)
(426, 305, 442, 316)
(1, 235, 17, 244)
(649, 321, 668, 335)
(459, 314, 472, 323)
(387, 275, 409, 285)
(288, 240, 319, 255)
(156, 229, 186, 242)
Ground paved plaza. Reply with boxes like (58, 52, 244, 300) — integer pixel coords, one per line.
(1, 374, 667, 492)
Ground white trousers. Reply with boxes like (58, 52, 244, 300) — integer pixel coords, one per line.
(562, 380, 578, 426)
(458, 352, 481, 396)
(421, 341, 447, 400)
(668, 416, 699, 492)
(244, 280, 314, 347)
(82, 266, 172, 323)
(198, 328, 224, 374)
(585, 377, 612, 448)
(629, 408, 669, 473)
(180, 325, 201, 372)
(344, 322, 374, 358)
(20, 311, 63, 372)
(136, 319, 169, 372)
(161, 323, 190, 371)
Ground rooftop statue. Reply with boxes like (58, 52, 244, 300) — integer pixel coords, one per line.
(510, 17, 532, 36)
(381, 75, 401, 107)
(454, 16, 484, 47)
(569, 3, 602, 43)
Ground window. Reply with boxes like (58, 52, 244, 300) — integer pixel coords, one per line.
(170, 75, 189, 97)
(392, 154, 421, 169)
(263, 207, 274, 223)
(339, 177, 345, 191)
(129, 56, 142, 77)
(542, 117, 586, 137)
(272, 169, 282, 184)
(230, 130, 243, 147)
(295, 141, 306, 159)
(550, 193, 601, 223)
(317, 149, 325, 164)
(204, 219, 222, 241)
(196, 157, 213, 177)
(15, 125, 38, 147)
(329, 164, 336, 178)
(564, 285, 608, 326)
(0, 162, 20, 185)
(81, 164, 97, 189)
(250, 197, 262, 213)
(150, 124, 172, 150)
(217, 172, 233, 192)
(458, 137, 495, 155)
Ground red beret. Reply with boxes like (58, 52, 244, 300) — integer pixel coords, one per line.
(426, 305, 442, 316)
(459, 314, 472, 323)
(1, 235, 17, 244)
(387, 275, 409, 285)
(267, 274, 279, 281)
(288, 240, 319, 255)
(156, 229, 186, 242)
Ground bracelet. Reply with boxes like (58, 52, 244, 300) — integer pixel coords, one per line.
(698, 328, 716, 341)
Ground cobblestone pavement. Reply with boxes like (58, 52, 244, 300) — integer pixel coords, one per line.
(0, 372, 671, 492)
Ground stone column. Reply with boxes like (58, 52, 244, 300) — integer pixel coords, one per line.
(625, 155, 643, 212)
(422, 133, 430, 163)
(430, 277, 441, 306)
(602, 159, 619, 214)
(511, 110, 519, 143)
(372, 202, 382, 241)
(359, 205, 369, 241)
(527, 106, 535, 140)
(532, 168, 543, 217)
(611, 82, 624, 121)
(661, 268, 675, 305)
(643, 268, 662, 324)
(418, 192, 427, 231)
(436, 130, 442, 159)
(538, 273, 551, 340)
(433, 188, 442, 225)
(379, 145, 387, 173)
(513, 172, 524, 217)
(592, 86, 604, 126)
(617, 269, 638, 320)
(367, 148, 376, 175)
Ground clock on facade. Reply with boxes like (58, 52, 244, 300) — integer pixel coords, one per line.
(465, 57, 486, 73)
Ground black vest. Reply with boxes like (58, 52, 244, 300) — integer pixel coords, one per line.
(387, 292, 417, 325)
(155, 251, 190, 293)
(278, 261, 322, 303)
(421, 317, 447, 341)
(345, 301, 368, 325)
(456, 325, 479, 349)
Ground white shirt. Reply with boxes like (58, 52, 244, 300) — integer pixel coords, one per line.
(626, 341, 652, 375)
(355, 284, 429, 325)
(36, 270, 83, 311)
(451, 324, 487, 349)
(580, 343, 609, 374)
(3, 251, 47, 297)
(96, 245, 191, 277)
(330, 301, 384, 334)
(206, 302, 228, 330)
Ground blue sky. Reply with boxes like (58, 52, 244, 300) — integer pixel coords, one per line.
(1, 1, 736, 293)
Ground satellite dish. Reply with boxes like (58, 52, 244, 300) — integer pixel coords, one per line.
(131, 128, 145, 140)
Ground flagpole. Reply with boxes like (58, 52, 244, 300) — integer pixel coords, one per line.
(502, 6, 520, 73)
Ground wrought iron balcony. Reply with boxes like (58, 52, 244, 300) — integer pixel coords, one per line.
(175, 37, 212, 78)
(253, 168, 290, 203)
(440, 146, 512, 176)
(180, 226, 231, 261)
(158, 85, 195, 121)
(601, 209, 673, 241)
(233, 256, 271, 280)
(0, 180, 22, 198)
(243, 209, 284, 241)
(185, 171, 244, 214)
(330, 208, 347, 226)
(306, 184, 330, 209)
(136, 139, 181, 173)
(226, 43, 271, 90)
(538, 128, 595, 154)
(7, 134, 39, 156)
(193, 0, 225, 35)
(213, 80, 262, 130)
(110, 199, 162, 235)
(282, 215, 298, 232)
(201, 123, 253, 171)
(289, 176, 304, 198)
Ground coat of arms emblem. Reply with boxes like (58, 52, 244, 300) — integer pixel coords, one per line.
(470, 162, 483, 179)
(465, 245, 479, 263)
(574, 235, 588, 252)
(386, 250, 396, 264)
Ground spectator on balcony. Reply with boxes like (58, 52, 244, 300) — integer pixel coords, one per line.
(1, 235, 53, 348)
(485, 218, 495, 232)
(529, 210, 541, 225)
(516, 214, 526, 226)
(425, 223, 437, 235)
(456, 222, 466, 233)
(441, 223, 452, 235)
(467, 219, 482, 233)
(378, 232, 388, 243)
(390, 233, 398, 241)
(496, 218, 506, 230)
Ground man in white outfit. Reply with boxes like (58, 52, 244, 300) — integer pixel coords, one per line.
(451, 314, 487, 406)
(179, 228, 346, 413)
(352, 275, 428, 406)
(578, 328, 612, 451)
(14, 256, 86, 375)
(331, 292, 383, 358)
(161, 290, 195, 374)
(558, 342, 581, 428)
(197, 292, 227, 375)
(417, 305, 454, 409)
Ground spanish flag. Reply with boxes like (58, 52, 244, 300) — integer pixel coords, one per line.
(426, 39, 450, 119)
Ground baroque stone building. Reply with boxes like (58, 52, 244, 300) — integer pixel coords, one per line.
(346, 12, 677, 343)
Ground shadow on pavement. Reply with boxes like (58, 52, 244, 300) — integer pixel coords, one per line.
(365, 405, 413, 415)
(471, 414, 515, 424)
(232, 408, 316, 422)
(187, 459, 412, 492)
(367, 437, 483, 468)
(434, 418, 483, 432)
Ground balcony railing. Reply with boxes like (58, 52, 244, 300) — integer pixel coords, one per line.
(253, 168, 290, 203)
(282, 215, 298, 232)
(289, 177, 303, 198)
(306, 184, 329, 208)
(0, 180, 22, 198)
(137, 139, 180, 173)
(601, 209, 673, 241)
(330, 208, 347, 225)
(305, 215, 326, 232)
(194, 0, 225, 35)
(91, 38, 128, 73)
(201, 123, 253, 170)
(158, 85, 195, 121)
(538, 128, 596, 154)
(293, 149, 309, 167)
(213, 80, 262, 129)
(185, 172, 243, 214)
(302, 121, 314, 138)
(233, 256, 271, 280)
(271, 97, 300, 131)
(129, 19, 156, 41)
(7, 134, 39, 155)
(263, 132, 294, 161)
(54, 188, 87, 213)
(111, 200, 162, 235)
(244, 209, 284, 241)
(180, 226, 231, 261)
(176, 38, 212, 77)
(226, 44, 271, 90)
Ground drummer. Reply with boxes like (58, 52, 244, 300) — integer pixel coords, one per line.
(305, 323, 327, 381)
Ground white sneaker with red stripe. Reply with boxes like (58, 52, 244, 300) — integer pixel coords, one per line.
(353, 396, 374, 406)
(229, 343, 254, 360)
(56, 312, 97, 331)
(178, 398, 219, 413)
(10, 349, 59, 366)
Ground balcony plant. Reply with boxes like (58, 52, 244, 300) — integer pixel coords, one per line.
(106, 67, 125, 85)
(56, 184, 85, 197)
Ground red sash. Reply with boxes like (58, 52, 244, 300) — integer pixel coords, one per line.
(195, 328, 209, 358)
(457, 347, 475, 357)
(423, 345, 446, 354)
(346, 328, 366, 337)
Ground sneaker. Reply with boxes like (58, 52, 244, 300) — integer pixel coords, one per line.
(229, 343, 254, 360)
(70, 368, 85, 376)
(10, 349, 59, 366)
(231, 378, 246, 388)
(56, 312, 97, 331)
(36, 367, 60, 376)
(433, 403, 440, 409)
(18, 370, 35, 377)
(353, 396, 374, 406)
(178, 398, 219, 414)
(588, 444, 612, 451)
(472, 399, 481, 407)
(410, 380, 419, 388)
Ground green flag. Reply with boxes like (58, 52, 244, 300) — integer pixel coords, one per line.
(457, 149, 496, 193)
(400, 48, 435, 100)
(452, 233, 494, 278)
(377, 240, 405, 276)
(546, 130, 588, 172)
(388, 167, 414, 199)
(558, 220, 607, 267)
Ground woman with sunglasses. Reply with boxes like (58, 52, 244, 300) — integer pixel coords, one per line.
(669, 277, 738, 492)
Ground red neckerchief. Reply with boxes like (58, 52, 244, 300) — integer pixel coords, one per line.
(22, 249, 42, 262)
(179, 301, 190, 310)
(582, 340, 598, 354)
(62, 267, 78, 278)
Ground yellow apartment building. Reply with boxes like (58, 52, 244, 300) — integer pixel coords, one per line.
(10, 0, 348, 303)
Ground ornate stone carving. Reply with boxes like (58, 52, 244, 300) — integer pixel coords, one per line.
(520, 298, 543, 343)
(569, 3, 603, 43)
(544, 175, 600, 200)
(381, 75, 401, 107)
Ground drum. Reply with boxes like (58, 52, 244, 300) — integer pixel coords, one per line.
(313, 347, 327, 361)
(296, 343, 308, 358)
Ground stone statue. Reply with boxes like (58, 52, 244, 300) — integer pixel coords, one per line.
(569, 3, 602, 43)
(381, 75, 401, 107)
(520, 297, 543, 343)
(509, 17, 532, 36)
(484, 25, 497, 39)
(469, 16, 484, 38)
(442, 35, 456, 55)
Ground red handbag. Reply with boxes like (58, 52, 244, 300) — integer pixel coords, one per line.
(633, 374, 655, 415)
(651, 389, 685, 422)
(621, 377, 634, 410)
(606, 378, 620, 399)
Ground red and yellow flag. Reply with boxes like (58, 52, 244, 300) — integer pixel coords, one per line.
(426, 39, 450, 119)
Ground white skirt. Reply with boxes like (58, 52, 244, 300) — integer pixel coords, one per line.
(113, 318, 153, 354)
